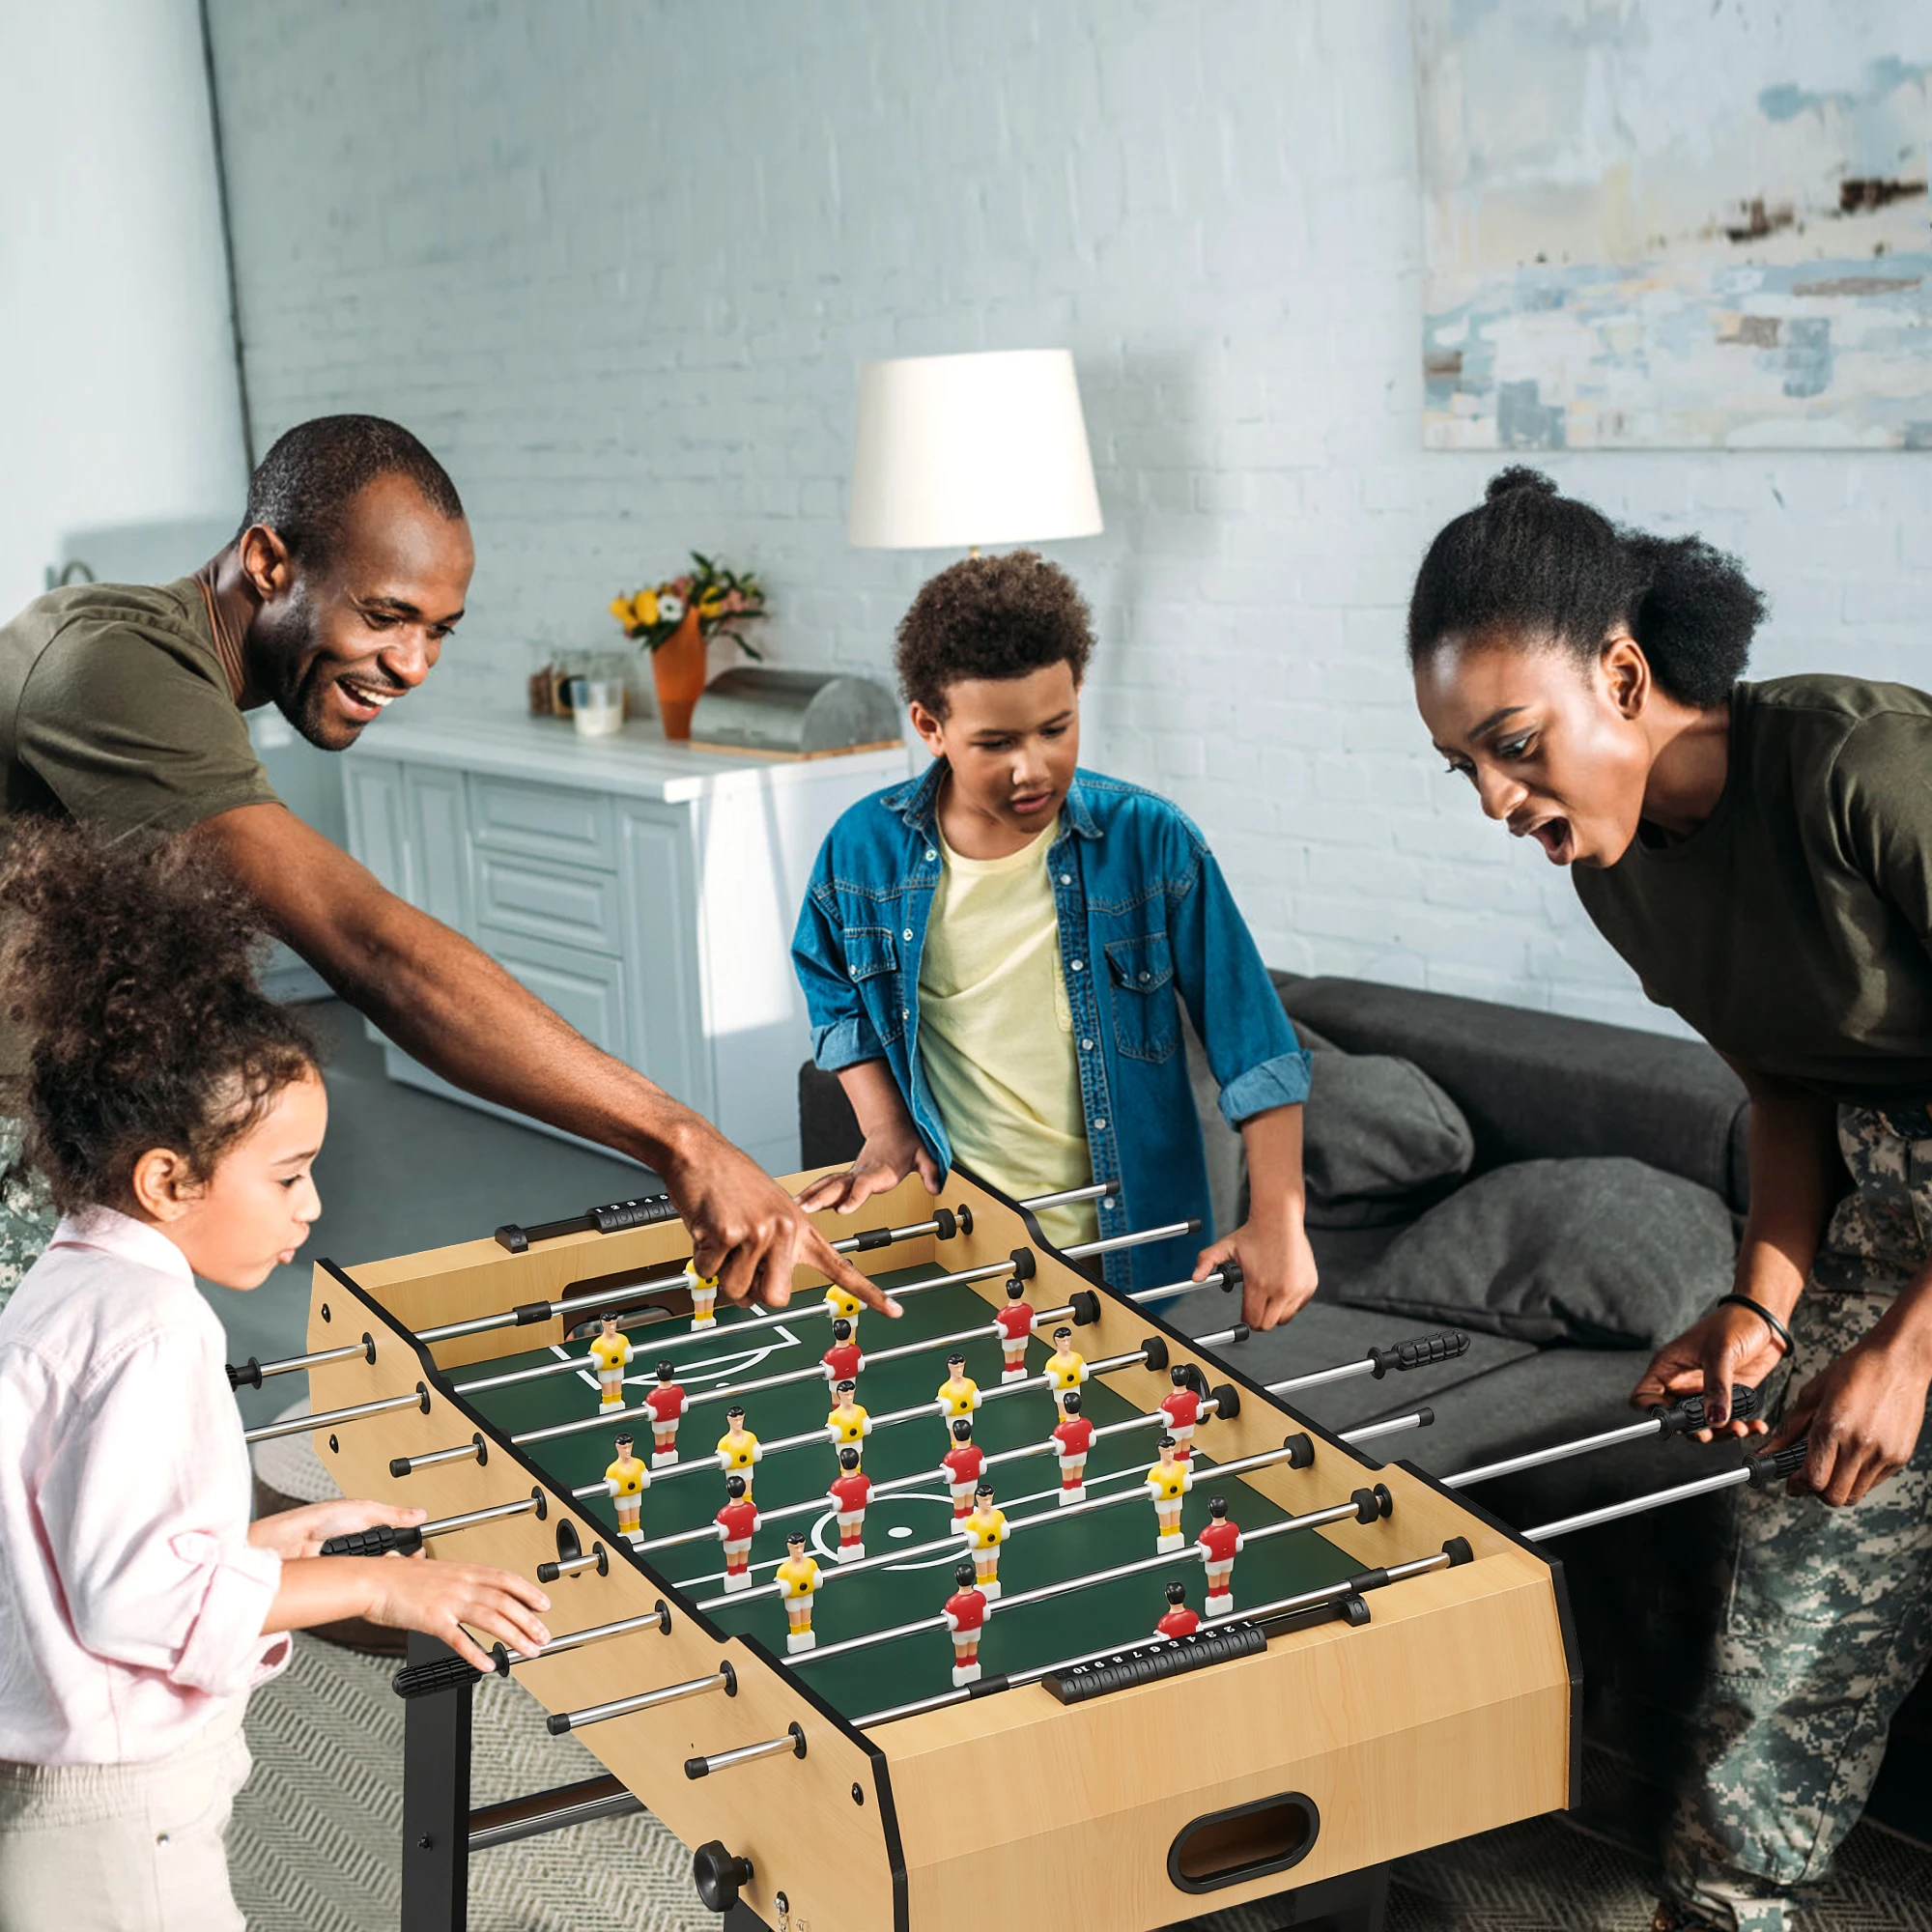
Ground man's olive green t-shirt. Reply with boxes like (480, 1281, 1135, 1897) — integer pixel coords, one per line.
(1573, 675, 1932, 1105)
(0, 576, 280, 1072)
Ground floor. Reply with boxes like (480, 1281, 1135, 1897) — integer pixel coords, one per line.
(217, 1002, 650, 1428)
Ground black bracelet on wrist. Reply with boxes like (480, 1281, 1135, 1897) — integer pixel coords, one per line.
(1719, 1292, 1795, 1358)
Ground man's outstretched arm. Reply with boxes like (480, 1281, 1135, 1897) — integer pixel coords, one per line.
(203, 803, 898, 1318)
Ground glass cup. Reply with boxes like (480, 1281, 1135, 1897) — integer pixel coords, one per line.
(570, 677, 626, 738)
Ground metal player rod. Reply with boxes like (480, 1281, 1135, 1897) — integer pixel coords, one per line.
(686, 1723, 806, 1780)
(427, 1181, 1130, 1348)
(852, 1545, 1462, 1727)
(691, 1435, 1326, 1612)
(1443, 1384, 1767, 1491)
(226, 1332, 374, 1390)
(319, 1490, 545, 1557)
(242, 1382, 429, 1444)
(1061, 1219, 1193, 1260)
(1022, 1180, 1117, 1211)
(791, 1491, 1393, 1668)
(1524, 1441, 1808, 1543)
(1265, 1331, 1470, 1398)
(1340, 1409, 1432, 1445)
(546, 1663, 735, 1736)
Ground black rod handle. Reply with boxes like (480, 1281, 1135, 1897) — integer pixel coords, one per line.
(1368, 1331, 1470, 1378)
(1747, 1439, 1810, 1489)
(320, 1522, 425, 1558)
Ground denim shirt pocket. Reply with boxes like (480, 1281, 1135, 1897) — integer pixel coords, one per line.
(1103, 930, 1179, 1064)
(842, 924, 904, 1045)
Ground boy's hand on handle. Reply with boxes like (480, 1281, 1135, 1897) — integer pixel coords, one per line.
(250, 1499, 427, 1560)
(1194, 1213, 1319, 1331)
(359, 1559, 553, 1673)
(1763, 1331, 1932, 1507)
(1631, 1304, 1782, 1438)
(661, 1124, 901, 1318)
(794, 1123, 941, 1218)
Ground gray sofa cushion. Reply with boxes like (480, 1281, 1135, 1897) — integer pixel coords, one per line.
(1339, 1156, 1736, 1350)
(1302, 1042, 1475, 1228)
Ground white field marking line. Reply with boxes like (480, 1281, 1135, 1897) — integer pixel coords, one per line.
(677, 1463, 1151, 1590)
(546, 1328, 808, 1403)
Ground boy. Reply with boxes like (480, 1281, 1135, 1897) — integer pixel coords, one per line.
(792, 552, 1314, 1319)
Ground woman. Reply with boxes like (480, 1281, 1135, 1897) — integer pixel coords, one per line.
(1407, 469, 1932, 1932)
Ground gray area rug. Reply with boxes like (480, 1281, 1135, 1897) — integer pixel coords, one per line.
(237, 1636, 1932, 1932)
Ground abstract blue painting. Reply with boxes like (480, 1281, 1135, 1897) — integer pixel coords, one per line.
(1417, 1, 1932, 449)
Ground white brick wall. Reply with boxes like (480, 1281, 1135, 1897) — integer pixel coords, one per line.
(207, 0, 1932, 1036)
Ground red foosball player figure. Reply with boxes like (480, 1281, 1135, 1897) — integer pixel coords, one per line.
(944, 1558, 989, 1687)
(821, 1317, 864, 1388)
(587, 1313, 632, 1412)
(934, 1352, 980, 1437)
(717, 1406, 761, 1500)
(823, 1278, 865, 1346)
(684, 1263, 720, 1330)
(963, 1482, 1009, 1601)
(716, 1473, 760, 1591)
(774, 1531, 822, 1653)
(1051, 1388, 1094, 1506)
(1045, 1327, 1087, 1416)
(644, 1359, 686, 1465)
(826, 1379, 871, 1463)
(1197, 1493, 1244, 1616)
(606, 1434, 648, 1543)
(1144, 1434, 1190, 1551)
(828, 1446, 872, 1560)
(941, 1418, 985, 1520)
(992, 1276, 1036, 1382)
(1155, 1580, 1200, 1640)
(1159, 1365, 1204, 1461)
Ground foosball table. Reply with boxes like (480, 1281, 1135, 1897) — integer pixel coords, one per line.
(238, 1167, 1798, 1931)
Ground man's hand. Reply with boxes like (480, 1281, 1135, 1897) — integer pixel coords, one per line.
(1192, 1212, 1319, 1331)
(796, 1121, 941, 1217)
(663, 1123, 902, 1319)
(1631, 1304, 1783, 1438)
(250, 1499, 427, 1560)
(1764, 1330, 1932, 1507)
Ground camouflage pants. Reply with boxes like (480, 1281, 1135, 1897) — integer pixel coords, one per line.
(1666, 1105, 1932, 1931)
(0, 1115, 55, 1317)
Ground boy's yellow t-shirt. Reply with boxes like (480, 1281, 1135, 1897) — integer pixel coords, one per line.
(917, 816, 1098, 1248)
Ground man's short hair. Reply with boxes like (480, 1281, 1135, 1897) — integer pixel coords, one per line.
(894, 550, 1094, 718)
(242, 414, 464, 568)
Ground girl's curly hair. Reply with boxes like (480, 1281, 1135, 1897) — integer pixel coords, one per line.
(0, 821, 323, 1214)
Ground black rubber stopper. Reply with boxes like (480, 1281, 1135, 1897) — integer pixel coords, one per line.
(1140, 1334, 1170, 1373)
(1284, 1433, 1315, 1468)
(1216, 1257, 1244, 1293)
(1068, 1289, 1101, 1326)
(1009, 1246, 1036, 1280)
(1442, 1535, 1474, 1566)
(1208, 1382, 1241, 1421)
(933, 1207, 957, 1240)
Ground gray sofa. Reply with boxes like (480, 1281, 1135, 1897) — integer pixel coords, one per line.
(797, 970, 1930, 1853)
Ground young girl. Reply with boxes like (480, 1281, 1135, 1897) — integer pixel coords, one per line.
(0, 824, 553, 1931)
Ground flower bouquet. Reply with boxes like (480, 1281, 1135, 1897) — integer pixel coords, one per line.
(610, 554, 767, 741)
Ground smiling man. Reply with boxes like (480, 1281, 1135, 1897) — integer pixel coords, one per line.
(0, 415, 889, 1321)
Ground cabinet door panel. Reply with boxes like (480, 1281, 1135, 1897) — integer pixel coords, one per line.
(342, 758, 411, 899)
(617, 806, 708, 1113)
(407, 767, 472, 933)
(469, 778, 616, 870)
(476, 854, 620, 955)
(475, 923, 629, 1064)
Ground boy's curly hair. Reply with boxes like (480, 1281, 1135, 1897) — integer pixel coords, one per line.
(0, 821, 323, 1214)
(894, 551, 1094, 718)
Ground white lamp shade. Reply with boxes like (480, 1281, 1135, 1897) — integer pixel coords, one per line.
(847, 349, 1104, 550)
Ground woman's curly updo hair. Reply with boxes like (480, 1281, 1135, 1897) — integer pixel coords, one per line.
(895, 550, 1094, 718)
(0, 821, 323, 1214)
(1406, 468, 1768, 708)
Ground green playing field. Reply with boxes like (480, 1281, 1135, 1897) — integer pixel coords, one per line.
(458, 1264, 1368, 1722)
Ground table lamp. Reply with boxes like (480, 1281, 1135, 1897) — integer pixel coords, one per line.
(847, 349, 1104, 553)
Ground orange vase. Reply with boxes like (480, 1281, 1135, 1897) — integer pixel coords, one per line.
(650, 606, 708, 740)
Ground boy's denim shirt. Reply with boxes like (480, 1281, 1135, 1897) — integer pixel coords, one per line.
(792, 761, 1310, 1293)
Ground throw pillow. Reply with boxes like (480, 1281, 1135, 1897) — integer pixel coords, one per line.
(1300, 1045, 1475, 1228)
(1339, 1156, 1736, 1350)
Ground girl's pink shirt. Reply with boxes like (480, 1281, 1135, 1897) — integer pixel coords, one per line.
(0, 1208, 290, 1766)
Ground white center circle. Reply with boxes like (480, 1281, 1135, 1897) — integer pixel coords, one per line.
(888, 1525, 915, 1541)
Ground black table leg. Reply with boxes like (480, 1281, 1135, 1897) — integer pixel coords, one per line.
(400, 1633, 473, 1932)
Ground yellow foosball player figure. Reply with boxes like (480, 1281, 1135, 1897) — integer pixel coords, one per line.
(962, 1482, 1009, 1601)
(587, 1313, 632, 1412)
(606, 1434, 648, 1542)
(1045, 1326, 1087, 1416)
(1145, 1434, 1190, 1552)
(717, 1406, 761, 1500)
(826, 1379, 871, 1463)
(774, 1531, 821, 1653)
(934, 1352, 980, 1438)
(823, 1277, 866, 1346)
(684, 1264, 720, 1330)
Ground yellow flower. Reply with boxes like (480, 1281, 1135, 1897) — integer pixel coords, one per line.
(698, 589, 725, 617)
(608, 596, 631, 623)
(632, 589, 660, 627)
